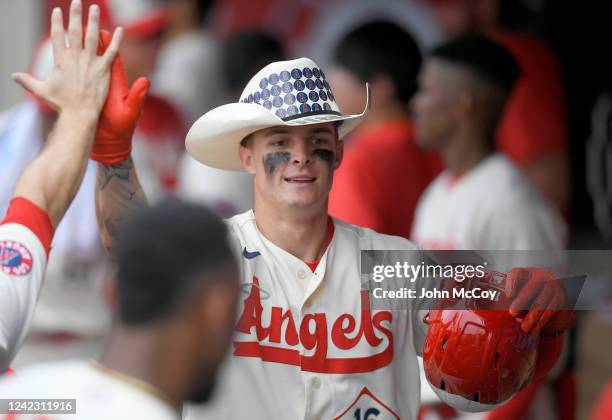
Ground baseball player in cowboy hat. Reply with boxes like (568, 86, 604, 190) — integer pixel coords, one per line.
(92, 56, 573, 419)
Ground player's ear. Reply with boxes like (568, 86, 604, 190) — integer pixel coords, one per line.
(200, 282, 238, 327)
(370, 75, 395, 105)
(333, 137, 344, 170)
(196, 274, 240, 356)
(100, 267, 119, 310)
(238, 136, 256, 175)
(456, 90, 476, 120)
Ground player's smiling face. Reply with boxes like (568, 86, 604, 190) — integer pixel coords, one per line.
(239, 122, 343, 209)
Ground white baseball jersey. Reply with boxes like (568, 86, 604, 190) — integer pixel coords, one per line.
(187, 210, 430, 420)
(0, 360, 179, 420)
(0, 198, 52, 372)
(411, 153, 566, 251)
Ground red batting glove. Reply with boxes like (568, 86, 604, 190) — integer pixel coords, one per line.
(505, 267, 574, 334)
(91, 30, 149, 165)
(540, 309, 575, 336)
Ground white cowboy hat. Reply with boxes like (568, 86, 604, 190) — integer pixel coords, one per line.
(186, 57, 370, 171)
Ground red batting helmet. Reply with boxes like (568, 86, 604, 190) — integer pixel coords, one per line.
(422, 309, 539, 412)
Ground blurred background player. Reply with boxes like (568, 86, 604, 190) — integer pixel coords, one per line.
(422, 0, 570, 212)
(411, 34, 566, 251)
(410, 34, 568, 419)
(327, 20, 442, 238)
(152, 0, 225, 125)
(0, 199, 240, 420)
(177, 30, 285, 217)
(0, 0, 124, 373)
(221, 31, 287, 100)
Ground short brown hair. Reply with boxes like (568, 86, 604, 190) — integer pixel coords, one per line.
(240, 134, 253, 147)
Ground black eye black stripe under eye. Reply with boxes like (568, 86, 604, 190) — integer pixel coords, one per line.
(263, 152, 291, 175)
(312, 149, 334, 162)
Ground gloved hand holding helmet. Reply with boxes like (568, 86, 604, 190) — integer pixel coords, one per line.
(422, 267, 574, 412)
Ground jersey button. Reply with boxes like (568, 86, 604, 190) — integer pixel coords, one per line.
(297, 269, 307, 280)
(304, 299, 313, 309)
(312, 377, 321, 390)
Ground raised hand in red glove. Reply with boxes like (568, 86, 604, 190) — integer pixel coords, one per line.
(505, 267, 574, 334)
(91, 30, 150, 165)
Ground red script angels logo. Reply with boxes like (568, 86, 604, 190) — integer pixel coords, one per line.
(233, 276, 394, 374)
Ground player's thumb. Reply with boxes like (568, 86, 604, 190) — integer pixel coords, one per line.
(125, 77, 150, 115)
(12, 73, 45, 101)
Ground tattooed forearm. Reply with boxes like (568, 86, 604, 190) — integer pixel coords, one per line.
(95, 157, 147, 257)
(97, 159, 134, 190)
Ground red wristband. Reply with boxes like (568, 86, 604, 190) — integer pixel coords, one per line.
(90, 135, 132, 165)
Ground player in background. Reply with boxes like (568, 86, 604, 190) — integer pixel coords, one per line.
(152, 0, 224, 124)
(411, 34, 566, 251)
(422, 0, 570, 212)
(91, 50, 573, 418)
(0, 0, 123, 372)
(0, 199, 240, 420)
(328, 20, 442, 238)
(410, 34, 568, 419)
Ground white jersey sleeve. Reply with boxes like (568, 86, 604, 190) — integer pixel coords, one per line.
(0, 199, 52, 371)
